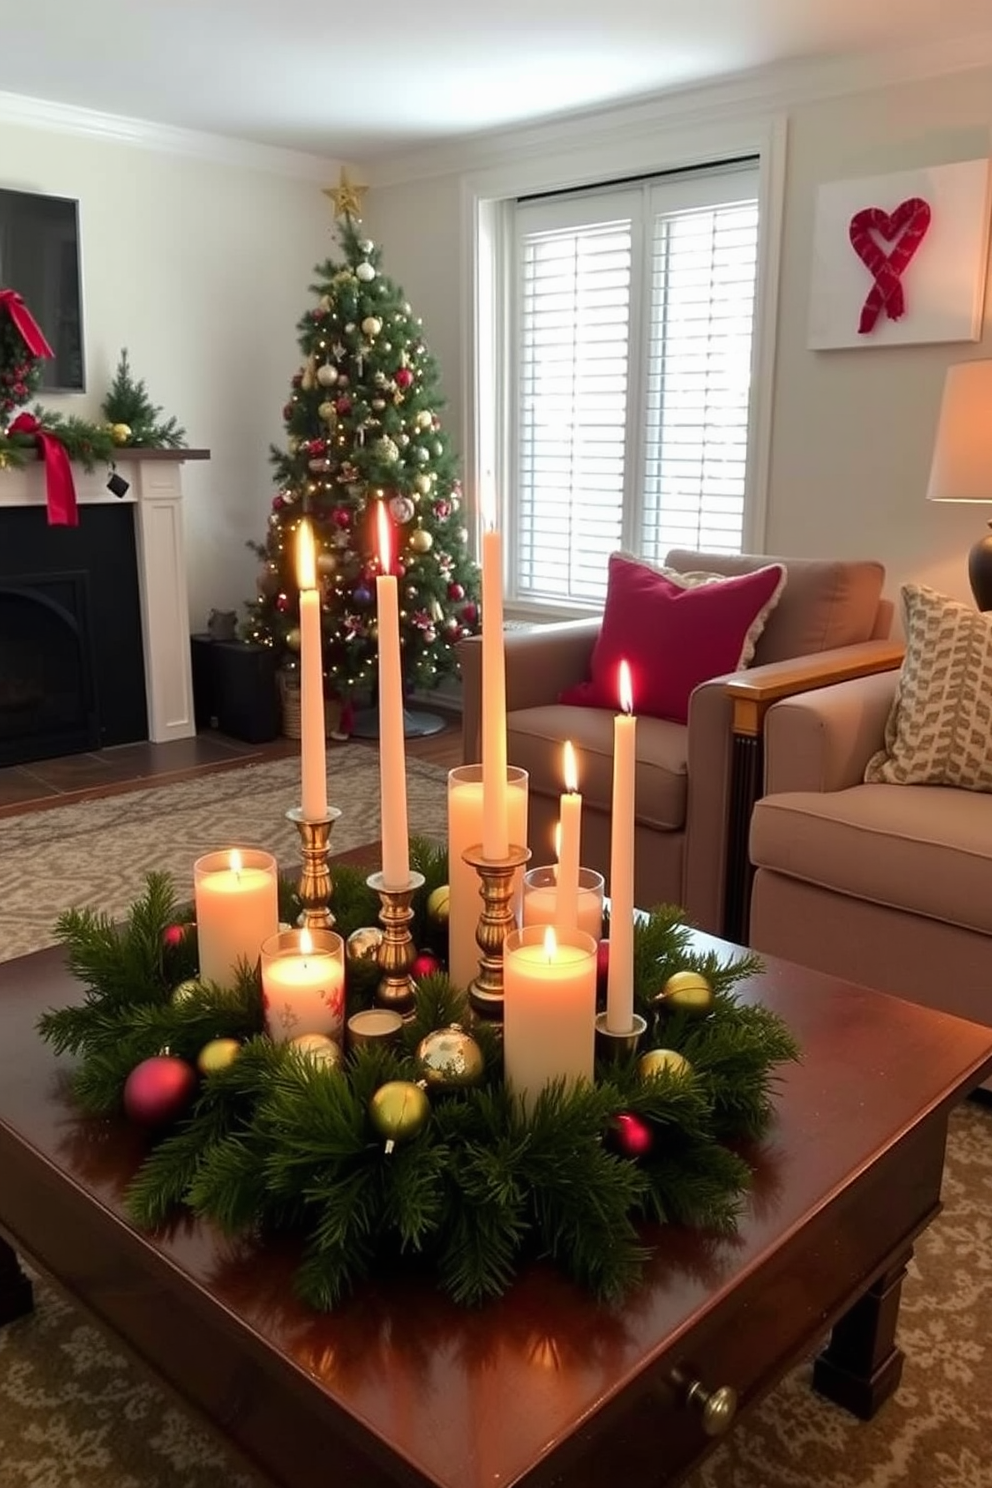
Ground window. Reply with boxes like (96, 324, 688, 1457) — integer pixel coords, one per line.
(510, 164, 760, 609)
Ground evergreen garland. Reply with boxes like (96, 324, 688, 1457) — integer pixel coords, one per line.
(0, 405, 116, 471)
(38, 850, 799, 1311)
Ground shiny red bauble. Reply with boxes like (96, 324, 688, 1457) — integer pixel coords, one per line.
(447, 581, 465, 601)
(612, 1112, 655, 1159)
(394, 367, 413, 389)
(411, 951, 442, 981)
(123, 1055, 197, 1128)
(161, 923, 186, 949)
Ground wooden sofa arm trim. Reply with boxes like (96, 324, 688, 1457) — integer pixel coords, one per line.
(725, 641, 905, 738)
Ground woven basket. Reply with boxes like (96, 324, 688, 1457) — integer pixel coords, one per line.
(279, 671, 344, 740)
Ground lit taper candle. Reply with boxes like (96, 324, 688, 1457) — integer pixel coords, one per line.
(375, 501, 410, 889)
(606, 660, 636, 1033)
(555, 740, 582, 932)
(481, 523, 508, 859)
(297, 519, 328, 822)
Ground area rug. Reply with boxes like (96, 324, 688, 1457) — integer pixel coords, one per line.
(1, 757, 991, 1487)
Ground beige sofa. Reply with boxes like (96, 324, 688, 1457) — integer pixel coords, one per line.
(459, 550, 895, 936)
(750, 669, 992, 1029)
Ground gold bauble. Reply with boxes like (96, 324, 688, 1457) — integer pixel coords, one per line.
(368, 1080, 430, 1145)
(197, 1037, 242, 1076)
(361, 316, 382, 338)
(655, 970, 714, 1017)
(426, 884, 450, 925)
(346, 925, 384, 962)
(416, 1025, 484, 1090)
(408, 527, 433, 553)
(111, 422, 132, 445)
(171, 978, 201, 1004)
(414, 473, 431, 495)
(318, 400, 338, 424)
(317, 363, 338, 387)
(289, 1032, 343, 1070)
(285, 626, 302, 652)
(637, 1048, 693, 1081)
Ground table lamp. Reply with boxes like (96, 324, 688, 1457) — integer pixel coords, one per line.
(926, 359, 992, 610)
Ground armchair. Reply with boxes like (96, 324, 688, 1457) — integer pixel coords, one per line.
(458, 550, 899, 937)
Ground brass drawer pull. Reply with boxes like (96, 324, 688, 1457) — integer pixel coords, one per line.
(684, 1380, 738, 1436)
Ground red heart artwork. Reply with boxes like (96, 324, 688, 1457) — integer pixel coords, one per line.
(848, 198, 932, 334)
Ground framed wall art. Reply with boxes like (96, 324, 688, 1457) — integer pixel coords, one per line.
(808, 158, 992, 350)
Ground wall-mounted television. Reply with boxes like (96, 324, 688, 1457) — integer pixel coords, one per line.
(0, 188, 85, 393)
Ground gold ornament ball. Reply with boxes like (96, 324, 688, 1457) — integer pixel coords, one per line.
(361, 316, 382, 337)
(318, 400, 338, 424)
(289, 1032, 343, 1070)
(316, 363, 338, 387)
(656, 970, 714, 1016)
(369, 1080, 430, 1144)
(637, 1048, 693, 1081)
(197, 1037, 242, 1076)
(416, 1025, 484, 1090)
(409, 527, 433, 553)
(426, 884, 450, 925)
(111, 422, 132, 445)
(285, 626, 302, 652)
(347, 925, 384, 962)
(171, 978, 201, 1004)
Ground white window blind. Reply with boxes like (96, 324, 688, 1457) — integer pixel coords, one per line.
(512, 166, 759, 608)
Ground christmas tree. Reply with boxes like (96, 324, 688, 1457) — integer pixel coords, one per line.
(243, 184, 481, 725)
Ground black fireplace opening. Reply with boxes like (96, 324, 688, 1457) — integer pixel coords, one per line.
(0, 503, 148, 767)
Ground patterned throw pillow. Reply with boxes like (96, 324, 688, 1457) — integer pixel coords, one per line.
(864, 583, 992, 789)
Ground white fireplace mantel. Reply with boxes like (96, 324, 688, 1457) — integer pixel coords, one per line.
(0, 450, 210, 745)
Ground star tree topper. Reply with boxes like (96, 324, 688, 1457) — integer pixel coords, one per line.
(323, 168, 368, 220)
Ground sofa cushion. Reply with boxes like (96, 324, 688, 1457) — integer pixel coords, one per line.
(508, 704, 688, 832)
(559, 552, 786, 725)
(665, 550, 886, 663)
(750, 783, 992, 935)
(864, 584, 992, 791)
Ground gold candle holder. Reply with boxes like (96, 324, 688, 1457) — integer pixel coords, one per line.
(287, 806, 342, 930)
(367, 870, 425, 1016)
(461, 843, 531, 1022)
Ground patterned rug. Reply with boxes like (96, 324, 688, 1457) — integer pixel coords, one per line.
(1, 756, 991, 1487)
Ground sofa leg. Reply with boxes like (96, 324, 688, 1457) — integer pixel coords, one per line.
(724, 732, 763, 943)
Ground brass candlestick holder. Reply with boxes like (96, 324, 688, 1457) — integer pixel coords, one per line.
(367, 870, 425, 1017)
(594, 1011, 648, 1063)
(286, 806, 342, 930)
(461, 843, 531, 1022)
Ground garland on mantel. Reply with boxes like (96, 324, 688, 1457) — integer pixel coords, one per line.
(38, 842, 799, 1310)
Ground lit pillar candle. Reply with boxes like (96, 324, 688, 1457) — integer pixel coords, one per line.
(606, 660, 637, 1033)
(297, 520, 328, 822)
(376, 501, 410, 889)
(523, 865, 604, 942)
(503, 925, 597, 1114)
(193, 848, 279, 989)
(261, 928, 345, 1044)
(555, 740, 582, 932)
(481, 525, 508, 859)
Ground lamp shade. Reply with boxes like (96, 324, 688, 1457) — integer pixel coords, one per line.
(927, 360, 992, 503)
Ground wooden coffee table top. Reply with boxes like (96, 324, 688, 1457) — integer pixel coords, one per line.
(1, 917, 991, 1488)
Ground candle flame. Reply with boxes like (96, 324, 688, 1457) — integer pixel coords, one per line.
(543, 925, 557, 961)
(229, 849, 243, 877)
(376, 500, 393, 576)
(618, 659, 633, 716)
(296, 520, 316, 591)
(562, 739, 578, 793)
(300, 928, 313, 957)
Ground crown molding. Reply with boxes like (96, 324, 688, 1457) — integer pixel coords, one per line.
(0, 89, 342, 181)
(365, 30, 992, 187)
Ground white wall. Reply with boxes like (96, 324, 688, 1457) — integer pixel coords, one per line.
(363, 60, 992, 615)
(1, 118, 337, 628)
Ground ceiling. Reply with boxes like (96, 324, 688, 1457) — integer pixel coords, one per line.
(3, 0, 992, 163)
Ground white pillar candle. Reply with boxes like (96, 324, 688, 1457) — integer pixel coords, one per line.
(555, 740, 582, 932)
(297, 520, 328, 822)
(481, 525, 508, 859)
(606, 660, 637, 1034)
(523, 866, 604, 942)
(448, 763, 528, 991)
(375, 501, 410, 889)
(261, 928, 345, 1044)
(193, 849, 279, 989)
(503, 925, 597, 1114)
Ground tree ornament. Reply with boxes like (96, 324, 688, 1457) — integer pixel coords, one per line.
(355, 261, 376, 282)
(285, 627, 302, 652)
(409, 526, 433, 553)
(415, 1025, 484, 1090)
(316, 550, 337, 576)
(346, 925, 384, 962)
(411, 951, 442, 980)
(275, 592, 291, 613)
(655, 970, 714, 1017)
(394, 367, 413, 390)
(426, 884, 450, 925)
(289, 1032, 343, 1070)
(161, 923, 188, 949)
(353, 583, 372, 606)
(637, 1048, 692, 1081)
(611, 1112, 655, 1159)
(123, 1055, 197, 1127)
(171, 977, 201, 1004)
(197, 1038, 242, 1076)
(447, 582, 465, 602)
(331, 506, 351, 528)
(414, 473, 432, 495)
(318, 400, 337, 423)
(317, 363, 338, 387)
(368, 1080, 430, 1152)
(376, 436, 400, 463)
(413, 446, 430, 464)
(389, 494, 415, 524)
(461, 601, 479, 625)
(111, 422, 132, 445)
(361, 316, 382, 337)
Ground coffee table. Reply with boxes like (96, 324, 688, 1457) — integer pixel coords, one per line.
(1, 895, 990, 1488)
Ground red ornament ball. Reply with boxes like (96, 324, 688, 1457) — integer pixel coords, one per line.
(394, 367, 413, 389)
(161, 923, 186, 948)
(275, 592, 291, 613)
(331, 506, 351, 529)
(335, 396, 353, 416)
(447, 581, 465, 602)
(460, 601, 479, 625)
(612, 1112, 655, 1159)
(123, 1055, 197, 1128)
(411, 951, 442, 980)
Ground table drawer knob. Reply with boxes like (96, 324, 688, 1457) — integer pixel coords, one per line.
(684, 1380, 738, 1436)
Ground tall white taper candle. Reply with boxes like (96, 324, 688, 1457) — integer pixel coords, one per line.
(606, 660, 636, 1033)
(297, 520, 328, 822)
(375, 502, 410, 889)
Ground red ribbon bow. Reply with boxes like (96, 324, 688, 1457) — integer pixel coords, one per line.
(0, 288, 55, 359)
(8, 412, 78, 526)
(848, 198, 932, 335)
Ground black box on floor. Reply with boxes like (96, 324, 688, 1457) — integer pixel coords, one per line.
(189, 634, 280, 744)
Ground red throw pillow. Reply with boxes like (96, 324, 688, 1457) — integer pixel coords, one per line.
(560, 554, 787, 724)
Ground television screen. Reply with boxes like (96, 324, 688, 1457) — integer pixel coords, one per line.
(0, 188, 84, 393)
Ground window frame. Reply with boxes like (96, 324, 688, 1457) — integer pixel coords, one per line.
(459, 111, 788, 619)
